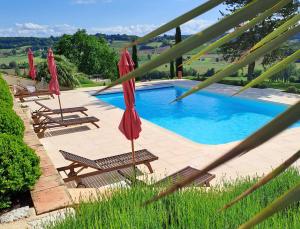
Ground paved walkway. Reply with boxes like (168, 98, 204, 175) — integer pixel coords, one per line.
(23, 79, 300, 186)
(14, 98, 73, 215)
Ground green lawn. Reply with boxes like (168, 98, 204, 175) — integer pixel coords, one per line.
(50, 169, 300, 229)
(0, 54, 43, 65)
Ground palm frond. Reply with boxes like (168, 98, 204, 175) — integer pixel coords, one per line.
(125, 0, 225, 48)
(239, 181, 300, 229)
(234, 49, 300, 95)
(221, 150, 300, 211)
(143, 100, 300, 205)
(173, 25, 300, 102)
(94, 0, 282, 95)
(251, 13, 300, 51)
(182, 0, 292, 67)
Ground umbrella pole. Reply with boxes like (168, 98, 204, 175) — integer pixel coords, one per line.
(131, 139, 137, 182)
(58, 95, 64, 121)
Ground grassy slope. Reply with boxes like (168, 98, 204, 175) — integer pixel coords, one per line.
(51, 169, 300, 229)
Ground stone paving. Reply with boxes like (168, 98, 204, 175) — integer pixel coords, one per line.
(21, 79, 300, 189)
(13, 104, 73, 216)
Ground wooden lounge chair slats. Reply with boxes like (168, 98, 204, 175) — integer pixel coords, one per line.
(119, 166, 215, 188)
(60, 149, 158, 171)
(33, 114, 100, 137)
(32, 101, 88, 120)
(57, 149, 158, 184)
(155, 166, 215, 187)
(14, 86, 55, 102)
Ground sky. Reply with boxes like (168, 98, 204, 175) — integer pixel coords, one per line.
(0, 0, 226, 37)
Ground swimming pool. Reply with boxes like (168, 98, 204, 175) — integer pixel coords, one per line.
(96, 86, 299, 145)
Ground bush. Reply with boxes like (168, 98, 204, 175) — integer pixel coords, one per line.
(143, 70, 170, 80)
(0, 134, 40, 209)
(286, 86, 299, 94)
(0, 74, 13, 108)
(0, 106, 25, 137)
(204, 68, 215, 77)
(183, 68, 197, 77)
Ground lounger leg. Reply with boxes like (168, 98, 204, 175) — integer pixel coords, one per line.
(144, 162, 154, 173)
(81, 111, 88, 116)
(204, 181, 210, 187)
(92, 122, 100, 128)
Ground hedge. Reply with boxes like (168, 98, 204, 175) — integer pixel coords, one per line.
(0, 74, 13, 108)
(0, 105, 25, 138)
(0, 134, 41, 209)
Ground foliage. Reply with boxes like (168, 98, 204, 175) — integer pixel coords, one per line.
(95, 0, 280, 94)
(183, 67, 198, 77)
(219, 0, 299, 80)
(271, 63, 297, 82)
(51, 169, 300, 229)
(204, 68, 215, 77)
(130, 0, 224, 46)
(0, 36, 59, 49)
(184, 0, 292, 67)
(175, 25, 299, 101)
(0, 74, 13, 108)
(170, 60, 175, 79)
(36, 55, 79, 88)
(132, 45, 139, 69)
(0, 106, 25, 138)
(175, 26, 183, 77)
(8, 61, 17, 69)
(143, 70, 170, 80)
(0, 134, 40, 209)
(76, 73, 104, 87)
(55, 30, 118, 80)
(286, 86, 299, 94)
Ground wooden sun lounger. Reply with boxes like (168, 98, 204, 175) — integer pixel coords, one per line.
(118, 166, 216, 188)
(14, 86, 55, 102)
(33, 114, 100, 137)
(57, 149, 158, 188)
(32, 101, 88, 123)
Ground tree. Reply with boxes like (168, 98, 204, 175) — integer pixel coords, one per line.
(170, 60, 175, 79)
(132, 45, 139, 69)
(55, 30, 118, 80)
(219, 0, 298, 81)
(175, 26, 183, 78)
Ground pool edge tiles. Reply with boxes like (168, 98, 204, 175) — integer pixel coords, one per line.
(95, 86, 299, 145)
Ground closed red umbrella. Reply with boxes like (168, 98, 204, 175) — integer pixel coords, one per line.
(47, 48, 63, 120)
(118, 49, 142, 174)
(27, 48, 36, 80)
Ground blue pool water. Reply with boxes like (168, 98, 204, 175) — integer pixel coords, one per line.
(96, 86, 299, 145)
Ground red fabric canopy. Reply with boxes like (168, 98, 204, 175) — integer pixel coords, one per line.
(47, 48, 60, 95)
(27, 48, 36, 80)
(118, 50, 142, 140)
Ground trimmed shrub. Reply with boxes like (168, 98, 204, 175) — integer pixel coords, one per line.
(0, 134, 40, 209)
(286, 86, 299, 94)
(0, 106, 25, 137)
(0, 74, 13, 108)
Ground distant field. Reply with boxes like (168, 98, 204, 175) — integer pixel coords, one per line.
(0, 54, 43, 64)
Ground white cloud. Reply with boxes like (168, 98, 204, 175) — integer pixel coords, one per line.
(71, 0, 112, 4)
(72, 0, 96, 4)
(0, 19, 213, 37)
(0, 23, 77, 37)
(89, 19, 213, 36)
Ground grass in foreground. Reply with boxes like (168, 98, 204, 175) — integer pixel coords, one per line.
(50, 169, 300, 229)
